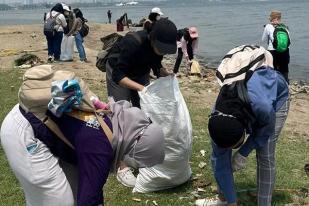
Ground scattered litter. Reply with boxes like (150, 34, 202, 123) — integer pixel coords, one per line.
(190, 190, 200, 198)
(193, 179, 211, 188)
(132, 198, 141, 202)
(30, 32, 37, 39)
(14, 53, 42, 68)
(191, 176, 198, 181)
(290, 82, 309, 95)
(14, 64, 32, 69)
(200, 150, 205, 157)
(197, 187, 206, 193)
(145, 200, 149, 204)
(179, 196, 189, 200)
(210, 185, 217, 193)
(198, 162, 207, 169)
(152, 200, 158, 205)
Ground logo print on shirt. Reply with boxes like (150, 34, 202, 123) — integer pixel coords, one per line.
(86, 117, 100, 130)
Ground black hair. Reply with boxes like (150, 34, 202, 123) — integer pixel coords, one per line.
(148, 12, 159, 22)
(51, 3, 64, 14)
(73, 8, 86, 22)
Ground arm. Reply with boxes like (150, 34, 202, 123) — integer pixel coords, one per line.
(112, 34, 143, 87)
(261, 27, 268, 43)
(59, 14, 67, 28)
(238, 69, 277, 156)
(119, 77, 144, 91)
(238, 115, 275, 157)
(180, 37, 189, 59)
(192, 38, 198, 55)
(66, 18, 78, 36)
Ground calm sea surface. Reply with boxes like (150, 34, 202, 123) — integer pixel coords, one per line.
(1, 0, 308, 81)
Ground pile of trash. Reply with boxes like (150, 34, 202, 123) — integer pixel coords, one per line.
(14, 53, 42, 69)
(290, 81, 309, 95)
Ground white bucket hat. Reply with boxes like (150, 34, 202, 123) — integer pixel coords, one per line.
(151, 7, 163, 15)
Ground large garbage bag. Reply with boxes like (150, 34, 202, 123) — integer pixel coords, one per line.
(133, 76, 192, 193)
(60, 35, 74, 61)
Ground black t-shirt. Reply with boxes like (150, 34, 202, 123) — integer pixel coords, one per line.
(111, 30, 163, 83)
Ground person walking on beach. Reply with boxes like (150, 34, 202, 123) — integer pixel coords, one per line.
(66, 8, 88, 63)
(173, 27, 199, 75)
(143, 7, 164, 33)
(196, 46, 289, 206)
(107, 10, 112, 24)
(104, 19, 177, 187)
(44, 3, 67, 62)
(262, 10, 290, 83)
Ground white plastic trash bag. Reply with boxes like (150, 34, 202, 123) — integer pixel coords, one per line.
(133, 75, 192, 193)
(60, 35, 74, 61)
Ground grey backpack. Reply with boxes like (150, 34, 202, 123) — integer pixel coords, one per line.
(44, 12, 60, 38)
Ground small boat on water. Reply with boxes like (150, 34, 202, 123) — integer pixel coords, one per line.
(115, 3, 124, 6)
(115, 1, 138, 6)
(126, 1, 138, 5)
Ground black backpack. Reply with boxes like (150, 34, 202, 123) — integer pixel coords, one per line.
(96, 32, 142, 72)
(79, 21, 89, 38)
(43, 13, 60, 38)
(215, 80, 254, 126)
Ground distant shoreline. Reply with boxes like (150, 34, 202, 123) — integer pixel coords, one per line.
(0, 23, 307, 84)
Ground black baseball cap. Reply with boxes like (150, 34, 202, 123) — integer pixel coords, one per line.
(208, 114, 245, 148)
(151, 18, 177, 55)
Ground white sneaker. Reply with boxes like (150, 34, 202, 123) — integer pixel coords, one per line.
(195, 198, 227, 206)
(116, 167, 136, 187)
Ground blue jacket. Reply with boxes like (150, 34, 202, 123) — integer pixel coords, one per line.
(239, 66, 289, 156)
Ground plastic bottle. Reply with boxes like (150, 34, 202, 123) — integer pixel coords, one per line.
(90, 96, 109, 110)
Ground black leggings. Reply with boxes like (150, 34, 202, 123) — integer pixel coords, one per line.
(269, 49, 290, 83)
(173, 48, 183, 73)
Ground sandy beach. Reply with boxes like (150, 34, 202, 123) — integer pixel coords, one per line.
(0, 23, 308, 140)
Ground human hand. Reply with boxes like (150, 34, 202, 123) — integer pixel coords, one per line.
(232, 151, 247, 172)
(140, 86, 147, 94)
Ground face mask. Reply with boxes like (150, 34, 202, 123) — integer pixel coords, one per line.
(156, 15, 161, 21)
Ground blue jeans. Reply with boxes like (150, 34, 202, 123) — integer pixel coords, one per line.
(46, 31, 63, 60)
(75, 32, 86, 61)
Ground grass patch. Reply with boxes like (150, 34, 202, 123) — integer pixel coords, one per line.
(0, 69, 308, 205)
